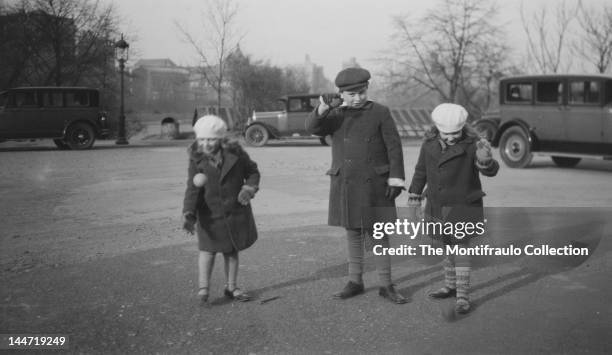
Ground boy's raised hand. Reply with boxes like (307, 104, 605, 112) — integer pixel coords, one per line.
(476, 138, 492, 164)
(317, 96, 330, 115)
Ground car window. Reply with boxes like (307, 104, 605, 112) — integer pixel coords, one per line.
(66, 91, 89, 107)
(301, 98, 313, 111)
(288, 98, 302, 112)
(536, 81, 563, 104)
(506, 83, 532, 103)
(569, 80, 600, 105)
(15, 91, 37, 107)
(605, 80, 612, 105)
(42, 91, 63, 107)
(309, 98, 319, 109)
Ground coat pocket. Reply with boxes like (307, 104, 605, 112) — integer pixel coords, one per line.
(466, 190, 486, 203)
(373, 164, 390, 175)
(326, 166, 340, 176)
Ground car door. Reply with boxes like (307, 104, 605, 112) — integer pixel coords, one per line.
(38, 89, 67, 137)
(603, 79, 612, 145)
(533, 79, 566, 142)
(12, 90, 43, 138)
(286, 97, 311, 134)
(565, 78, 604, 143)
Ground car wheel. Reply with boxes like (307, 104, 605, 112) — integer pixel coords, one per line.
(319, 135, 332, 146)
(474, 121, 496, 142)
(551, 156, 581, 168)
(53, 139, 70, 150)
(65, 122, 95, 150)
(499, 126, 532, 168)
(244, 124, 269, 147)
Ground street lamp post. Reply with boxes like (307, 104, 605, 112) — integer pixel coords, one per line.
(115, 34, 129, 145)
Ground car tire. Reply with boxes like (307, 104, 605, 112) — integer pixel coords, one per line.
(319, 135, 332, 146)
(499, 126, 532, 168)
(65, 122, 95, 150)
(473, 120, 497, 142)
(551, 156, 581, 168)
(53, 139, 70, 150)
(244, 124, 269, 147)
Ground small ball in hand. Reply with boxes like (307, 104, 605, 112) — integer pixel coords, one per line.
(193, 173, 207, 187)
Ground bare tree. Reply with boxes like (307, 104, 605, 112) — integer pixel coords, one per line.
(388, 0, 509, 114)
(175, 0, 242, 111)
(0, 0, 118, 88)
(574, 1, 612, 73)
(520, 0, 578, 73)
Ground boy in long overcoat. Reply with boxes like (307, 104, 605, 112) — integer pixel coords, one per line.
(407, 103, 499, 314)
(306, 67, 407, 304)
(182, 115, 260, 305)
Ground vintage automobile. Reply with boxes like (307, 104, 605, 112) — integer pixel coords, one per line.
(478, 74, 612, 168)
(0, 87, 110, 150)
(243, 94, 336, 147)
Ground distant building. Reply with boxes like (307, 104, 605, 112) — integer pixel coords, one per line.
(129, 59, 192, 112)
(342, 57, 361, 69)
(302, 55, 334, 93)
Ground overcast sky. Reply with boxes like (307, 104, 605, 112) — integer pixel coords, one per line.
(116, 0, 608, 78)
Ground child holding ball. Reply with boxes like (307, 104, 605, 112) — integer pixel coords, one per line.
(182, 115, 260, 305)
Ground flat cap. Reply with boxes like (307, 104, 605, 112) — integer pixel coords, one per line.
(431, 103, 468, 133)
(335, 67, 371, 92)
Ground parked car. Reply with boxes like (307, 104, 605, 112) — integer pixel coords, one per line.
(243, 94, 336, 147)
(483, 74, 612, 168)
(0, 87, 110, 150)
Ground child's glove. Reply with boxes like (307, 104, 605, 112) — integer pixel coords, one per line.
(183, 212, 196, 235)
(385, 186, 403, 201)
(322, 93, 343, 108)
(237, 185, 257, 205)
(476, 139, 493, 165)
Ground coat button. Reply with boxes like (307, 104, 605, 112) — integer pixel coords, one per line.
(366, 178, 372, 183)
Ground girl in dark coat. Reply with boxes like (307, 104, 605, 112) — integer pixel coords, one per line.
(407, 103, 499, 314)
(182, 115, 260, 305)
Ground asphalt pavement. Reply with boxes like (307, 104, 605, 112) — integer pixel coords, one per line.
(1, 137, 611, 354)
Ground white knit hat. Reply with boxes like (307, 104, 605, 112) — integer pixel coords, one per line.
(431, 103, 468, 133)
(193, 115, 228, 138)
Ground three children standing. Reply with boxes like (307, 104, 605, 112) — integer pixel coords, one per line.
(182, 70, 498, 317)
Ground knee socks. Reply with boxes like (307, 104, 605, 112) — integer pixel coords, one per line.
(455, 266, 471, 300)
(346, 229, 364, 285)
(443, 257, 456, 290)
(346, 229, 392, 287)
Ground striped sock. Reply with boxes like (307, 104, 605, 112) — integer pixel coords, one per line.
(443, 257, 456, 290)
(455, 266, 471, 300)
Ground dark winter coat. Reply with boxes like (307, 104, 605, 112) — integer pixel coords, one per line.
(307, 101, 405, 228)
(408, 128, 499, 229)
(182, 140, 260, 253)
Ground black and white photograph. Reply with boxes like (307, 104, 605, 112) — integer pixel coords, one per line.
(1, 0, 611, 353)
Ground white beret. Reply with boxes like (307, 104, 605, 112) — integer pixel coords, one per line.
(431, 103, 468, 133)
(193, 115, 227, 138)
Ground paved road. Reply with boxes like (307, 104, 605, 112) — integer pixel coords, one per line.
(1, 138, 611, 354)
